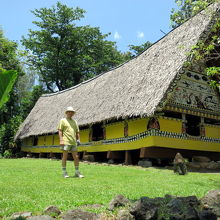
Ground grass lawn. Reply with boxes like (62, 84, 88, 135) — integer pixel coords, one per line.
(0, 158, 219, 217)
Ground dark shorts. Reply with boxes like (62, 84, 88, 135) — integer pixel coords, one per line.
(60, 145, 77, 152)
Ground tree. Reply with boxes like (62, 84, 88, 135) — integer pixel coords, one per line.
(128, 41, 152, 57)
(171, 0, 220, 91)
(0, 29, 24, 121)
(170, 0, 215, 28)
(20, 85, 46, 118)
(22, 2, 127, 92)
(0, 29, 34, 156)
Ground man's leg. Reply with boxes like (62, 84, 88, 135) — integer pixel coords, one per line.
(72, 151, 84, 178)
(62, 151, 69, 178)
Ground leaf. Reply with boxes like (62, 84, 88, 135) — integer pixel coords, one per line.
(0, 70, 18, 109)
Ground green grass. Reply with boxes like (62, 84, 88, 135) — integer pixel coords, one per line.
(0, 158, 219, 217)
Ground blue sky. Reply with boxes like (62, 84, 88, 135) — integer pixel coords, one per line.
(0, 0, 177, 52)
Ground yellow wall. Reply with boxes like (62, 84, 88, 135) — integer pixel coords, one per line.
(37, 136, 45, 146)
(53, 134, 59, 145)
(128, 118, 148, 136)
(106, 122, 124, 139)
(27, 137, 33, 146)
(159, 117, 182, 133)
(205, 125, 220, 138)
(80, 129, 90, 143)
(45, 135, 53, 146)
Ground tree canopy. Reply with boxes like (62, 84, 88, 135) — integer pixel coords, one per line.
(22, 2, 128, 92)
(170, 0, 215, 28)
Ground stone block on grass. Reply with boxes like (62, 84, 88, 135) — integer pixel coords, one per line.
(108, 194, 130, 211)
(43, 205, 61, 217)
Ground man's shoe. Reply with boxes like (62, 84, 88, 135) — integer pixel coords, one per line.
(75, 171, 84, 178)
(63, 173, 69, 178)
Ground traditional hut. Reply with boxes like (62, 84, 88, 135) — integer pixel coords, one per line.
(15, 3, 220, 164)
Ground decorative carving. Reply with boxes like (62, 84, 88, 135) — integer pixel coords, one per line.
(168, 71, 220, 113)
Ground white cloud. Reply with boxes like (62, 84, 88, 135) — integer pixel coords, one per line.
(114, 31, 122, 40)
(137, 31, 144, 38)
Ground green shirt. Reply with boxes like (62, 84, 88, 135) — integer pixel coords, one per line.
(57, 118, 79, 146)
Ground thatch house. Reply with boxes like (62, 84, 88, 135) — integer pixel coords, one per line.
(16, 3, 220, 164)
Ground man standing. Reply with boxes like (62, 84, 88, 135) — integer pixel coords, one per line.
(57, 106, 84, 178)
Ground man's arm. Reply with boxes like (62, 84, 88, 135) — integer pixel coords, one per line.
(58, 129, 64, 146)
(76, 132, 80, 145)
(76, 132, 80, 141)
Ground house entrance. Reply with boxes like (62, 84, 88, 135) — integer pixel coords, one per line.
(185, 114, 200, 136)
(92, 123, 104, 141)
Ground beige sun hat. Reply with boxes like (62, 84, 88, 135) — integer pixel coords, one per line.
(65, 106, 76, 113)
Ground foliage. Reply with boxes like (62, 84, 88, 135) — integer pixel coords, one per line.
(0, 159, 219, 217)
(206, 66, 220, 89)
(0, 29, 41, 156)
(0, 69, 17, 108)
(170, 0, 215, 28)
(171, 0, 220, 91)
(0, 30, 26, 156)
(0, 30, 22, 72)
(20, 85, 46, 118)
(128, 41, 152, 57)
(0, 84, 44, 155)
(2, 150, 12, 158)
(0, 123, 6, 153)
(0, 29, 23, 118)
(22, 2, 128, 92)
(190, 17, 220, 90)
(0, 115, 23, 155)
(0, 29, 24, 121)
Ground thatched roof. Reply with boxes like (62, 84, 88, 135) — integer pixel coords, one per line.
(16, 3, 220, 139)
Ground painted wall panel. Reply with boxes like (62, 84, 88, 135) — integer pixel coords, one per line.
(38, 136, 45, 146)
(106, 123, 124, 139)
(159, 118, 182, 133)
(80, 129, 90, 143)
(128, 118, 148, 136)
(54, 134, 60, 145)
(205, 126, 220, 138)
(45, 135, 53, 146)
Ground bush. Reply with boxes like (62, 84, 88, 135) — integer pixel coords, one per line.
(3, 150, 12, 158)
(0, 115, 23, 156)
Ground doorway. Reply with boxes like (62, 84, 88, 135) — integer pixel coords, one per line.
(92, 123, 104, 141)
(185, 114, 200, 136)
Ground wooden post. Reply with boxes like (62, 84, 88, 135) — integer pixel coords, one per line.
(124, 150, 132, 165)
(82, 151, 87, 160)
(89, 125, 93, 142)
(49, 152, 55, 158)
(140, 147, 147, 158)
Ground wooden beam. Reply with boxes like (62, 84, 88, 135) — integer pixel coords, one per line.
(124, 150, 132, 165)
